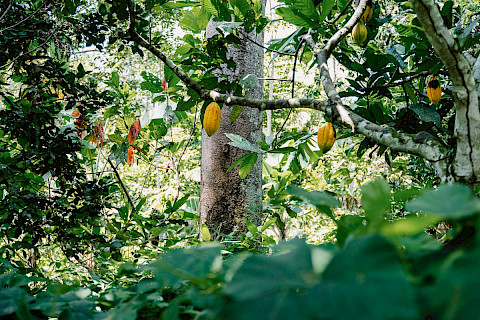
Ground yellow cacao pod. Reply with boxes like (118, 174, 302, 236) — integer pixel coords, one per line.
(355, 0, 373, 23)
(317, 122, 336, 154)
(203, 102, 221, 136)
(352, 21, 368, 44)
(426, 76, 441, 105)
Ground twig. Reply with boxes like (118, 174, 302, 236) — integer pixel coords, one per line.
(0, 1, 12, 23)
(258, 77, 292, 82)
(102, 152, 137, 214)
(273, 37, 306, 148)
(362, 71, 429, 92)
(0, 22, 63, 70)
(241, 30, 296, 57)
(0, 1, 48, 33)
(330, 0, 355, 25)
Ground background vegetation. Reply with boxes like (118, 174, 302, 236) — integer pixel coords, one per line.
(0, 0, 479, 319)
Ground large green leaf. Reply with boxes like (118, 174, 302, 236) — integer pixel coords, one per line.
(419, 249, 480, 319)
(361, 178, 391, 226)
(286, 185, 340, 221)
(310, 236, 418, 320)
(225, 133, 265, 154)
(406, 184, 480, 219)
(276, 0, 319, 29)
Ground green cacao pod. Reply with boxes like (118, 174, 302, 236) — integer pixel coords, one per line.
(203, 102, 221, 136)
(426, 76, 442, 105)
(352, 21, 368, 44)
(317, 122, 336, 154)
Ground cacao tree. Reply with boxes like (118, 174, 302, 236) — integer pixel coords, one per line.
(2, 0, 479, 239)
(117, 0, 480, 234)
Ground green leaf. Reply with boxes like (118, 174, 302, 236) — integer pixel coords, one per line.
(230, 105, 243, 123)
(381, 214, 439, 237)
(238, 153, 258, 179)
(262, 217, 277, 232)
(336, 215, 365, 247)
(112, 71, 120, 87)
(179, 10, 200, 33)
(311, 236, 417, 319)
(224, 239, 314, 301)
(77, 63, 85, 78)
(200, 223, 211, 241)
(386, 45, 407, 69)
(64, 0, 76, 14)
(268, 147, 296, 154)
(246, 220, 259, 237)
(286, 185, 340, 221)
(419, 248, 480, 319)
(225, 133, 265, 153)
(404, 82, 418, 104)
(276, 7, 315, 28)
(0, 288, 34, 316)
(410, 104, 441, 124)
(319, 0, 335, 23)
(239, 74, 259, 91)
(201, 0, 218, 16)
(406, 184, 480, 219)
(164, 65, 180, 87)
(361, 178, 391, 226)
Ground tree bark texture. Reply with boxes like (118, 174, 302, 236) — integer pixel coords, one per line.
(411, 0, 480, 184)
(200, 8, 265, 235)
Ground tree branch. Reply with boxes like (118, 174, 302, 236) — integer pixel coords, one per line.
(125, 0, 449, 162)
(303, 0, 450, 162)
(363, 71, 430, 93)
(126, 1, 335, 112)
(411, 0, 480, 182)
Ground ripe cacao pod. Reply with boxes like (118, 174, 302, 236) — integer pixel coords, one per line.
(352, 21, 368, 44)
(426, 76, 441, 105)
(355, 0, 373, 23)
(203, 102, 221, 137)
(317, 122, 336, 154)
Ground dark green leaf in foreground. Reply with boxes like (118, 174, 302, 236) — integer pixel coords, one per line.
(306, 236, 417, 320)
(419, 249, 480, 319)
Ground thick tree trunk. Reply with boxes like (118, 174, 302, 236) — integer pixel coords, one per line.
(200, 9, 265, 235)
(411, 0, 480, 185)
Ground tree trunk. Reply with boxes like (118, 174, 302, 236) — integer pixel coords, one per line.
(411, 0, 480, 185)
(200, 7, 265, 235)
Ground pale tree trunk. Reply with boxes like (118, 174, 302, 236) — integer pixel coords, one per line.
(200, 3, 266, 235)
(411, 0, 480, 185)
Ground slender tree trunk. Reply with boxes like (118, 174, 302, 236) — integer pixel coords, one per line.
(200, 5, 266, 235)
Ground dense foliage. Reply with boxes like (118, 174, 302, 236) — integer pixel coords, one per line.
(1, 0, 479, 319)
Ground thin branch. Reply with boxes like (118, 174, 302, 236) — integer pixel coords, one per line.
(0, 23, 63, 69)
(126, 0, 334, 112)
(273, 38, 306, 147)
(241, 30, 296, 56)
(362, 71, 430, 92)
(330, 0, 354, 25)
(102, 152, 137, 214)
(0, 1, 48, 33)
(258, 77, 292, 82)
(304, 28, 449, 161)
(0, 1, 12, 23)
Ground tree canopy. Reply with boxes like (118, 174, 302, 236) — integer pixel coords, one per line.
(1, 0, 480, 319)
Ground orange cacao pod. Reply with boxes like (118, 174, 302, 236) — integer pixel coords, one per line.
(317, 122, 336, 154)
(203, 102, 221, 137)
(426, 76, 441, 105)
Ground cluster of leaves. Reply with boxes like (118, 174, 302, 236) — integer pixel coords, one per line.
(2, 179, 480, 319)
